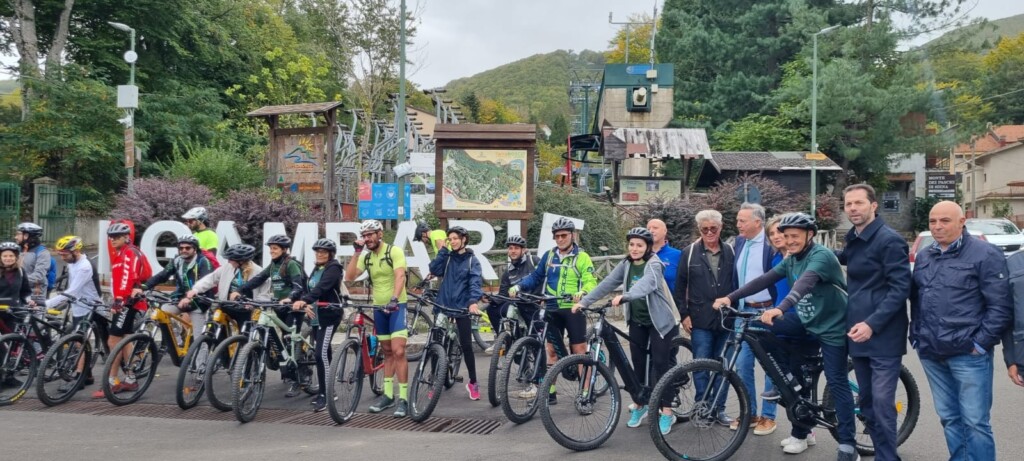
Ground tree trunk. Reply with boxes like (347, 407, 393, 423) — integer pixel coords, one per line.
(13, 0, 41, 120)
(44, 0, 77, 81)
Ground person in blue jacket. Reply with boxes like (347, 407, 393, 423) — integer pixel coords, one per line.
(429, 226, 484, 401)
(1004, 250, 1024, 387)
(647, 218, 682, 292)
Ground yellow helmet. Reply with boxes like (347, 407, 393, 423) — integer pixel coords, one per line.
(55, 235, 83, 252)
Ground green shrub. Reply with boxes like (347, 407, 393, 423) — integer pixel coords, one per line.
(165, 141, 265, 196)
(528, 184, 631, 254)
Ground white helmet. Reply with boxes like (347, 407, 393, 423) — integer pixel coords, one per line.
(181, 206, 209, 222)
(359, 220, 383, 234)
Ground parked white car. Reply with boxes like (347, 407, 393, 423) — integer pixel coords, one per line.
(910, 230, 986, 271)
(965, 218, 1024, 257)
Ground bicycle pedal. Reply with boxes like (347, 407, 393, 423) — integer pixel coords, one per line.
(454, 376, 464, 382)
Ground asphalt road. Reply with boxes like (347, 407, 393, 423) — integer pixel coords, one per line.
(3, 335, 1023, 461)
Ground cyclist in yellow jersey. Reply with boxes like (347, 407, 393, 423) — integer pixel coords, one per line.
(415, 220, 448, 260)
(346, 220, 410, 417)
(182, 206, 218, 255)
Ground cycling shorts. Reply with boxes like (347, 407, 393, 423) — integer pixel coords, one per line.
(546, 308, 587, 345)
(109, 307, 141, 337)
(374, 303, 407, 340)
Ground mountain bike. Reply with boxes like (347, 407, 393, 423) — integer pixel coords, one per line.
(326, 300, 388, 423)
(100, 291, 193, 405)
(481, 292, 532, 407)
(405, 290, 481, 422)
(0, 300, 66, 405)
(174, 297, 243, 409)
(204, 305, 258, 412)
(403, 285, 437, 362)
(647, 305, 920, 460)
(540, 302, 683, 451)
(231, 300, 323, 423)
(496, 293, 613, 425)
(36, 294, 109, 406)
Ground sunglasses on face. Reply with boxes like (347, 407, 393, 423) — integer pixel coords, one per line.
(554, 233, 572, 239)
(177, 246, 194, 251)
(700, 226, 720, 235)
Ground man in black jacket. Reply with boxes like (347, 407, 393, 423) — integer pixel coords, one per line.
(835, 184, 911, 461)
(675, 209, 736, 426)
(486, 235, 539, 353)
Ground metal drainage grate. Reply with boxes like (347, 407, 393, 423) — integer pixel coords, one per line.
(2, 399, 503, 435)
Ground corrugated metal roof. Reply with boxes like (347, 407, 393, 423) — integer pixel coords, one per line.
(706, 151, 843, 172)
(246, 101, 344, 117)
(603, 128, 710, 160)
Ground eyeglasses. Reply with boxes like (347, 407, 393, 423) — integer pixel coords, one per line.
(699, 226, 720, 235)
(360, 233, 376, 239)
(554, 233, 572, 239)
(177, 246, 194, 251)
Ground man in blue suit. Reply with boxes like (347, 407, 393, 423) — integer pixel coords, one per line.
(731, 202, 780, 436)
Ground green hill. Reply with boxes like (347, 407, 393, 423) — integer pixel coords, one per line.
(923, 13, 1024, 51)
(442, 49, 605, 124)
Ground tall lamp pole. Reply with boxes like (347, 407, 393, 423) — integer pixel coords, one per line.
(109, 21, 138, 194)
(810, 24, 841, 217)
(396, 0, 408, 221)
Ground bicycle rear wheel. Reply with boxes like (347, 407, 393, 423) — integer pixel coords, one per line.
(487, 331, 514, 407)
(540, 354, 620, 451)
(405, 305, 433, 362)
(499, 336, 545, 424)
(327, 339, 364, 424)
(205, 334, 246, 411)
(823, 361, 922, 456)
(409, 343, 447, 422)
(36, 334, 90, 406)
(232, 341, 267, 423)
(672, 335, 694, 365)
(0, 333, 38, 406)
(472, 313, 495, 351)
(648, 359, 751, 461)
(102, 333, 159, 406)
(445, 341, 462, 390)
(176, 334, 215, 409)
(296, 338, 320, 396)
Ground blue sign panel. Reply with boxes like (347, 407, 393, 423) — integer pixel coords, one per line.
(358, 183, 411, 220)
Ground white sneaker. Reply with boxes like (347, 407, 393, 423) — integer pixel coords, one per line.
(782, 438, 809, 454)
(780, 431, 816, 447)
(484, 345, 494, 355)
(517, 384, 538, 399)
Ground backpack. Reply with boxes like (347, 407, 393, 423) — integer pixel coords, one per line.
(201, 249, 220, 270)
(33, 245, 57, 291)
(363, 243, 395, 294)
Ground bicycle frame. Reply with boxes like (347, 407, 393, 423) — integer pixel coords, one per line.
(585, 307, 651, 405)
(348, 305, 385, 375)
(247, 305, 312, 372)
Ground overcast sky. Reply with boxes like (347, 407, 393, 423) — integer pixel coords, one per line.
(410, 0, 1024, 89)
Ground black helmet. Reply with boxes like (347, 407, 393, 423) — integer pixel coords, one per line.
(266, 234, 292, 249)
(777, 213, 817, 233)
(506, 235, 527, 248)
(447, 226, 469, 238)
(551, 217, 575, 233)
(0, 241, 20, 256)
(626, 227, 654, 247)
(312, 238, 337, 253)
(107, 222, 132, 236)
(415, 221, 431, 238)
(17, 222, 43, 236)
(177, 234, 200, 250)
(223, 244, 256, 262)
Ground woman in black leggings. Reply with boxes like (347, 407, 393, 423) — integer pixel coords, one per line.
(292, 238, 345, 412)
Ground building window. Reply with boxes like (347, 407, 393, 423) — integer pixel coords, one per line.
(882, 191, 900, 213)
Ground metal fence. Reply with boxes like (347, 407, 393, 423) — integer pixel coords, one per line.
(0, 183, 19, 239)
(33, 182, 76, 245)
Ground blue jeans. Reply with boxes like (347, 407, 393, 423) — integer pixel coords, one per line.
(920, 353, 995, 461)
(734, 318, 777, 420)
(852, 356, 904, 461)
(691, 328, 730, 409)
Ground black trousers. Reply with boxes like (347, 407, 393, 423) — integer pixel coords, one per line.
(627, 322, 679, 407)
(455, 316, 478, 384)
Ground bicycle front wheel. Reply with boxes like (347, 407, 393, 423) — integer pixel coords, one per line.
(405, 305, 433, 362)
(499, 336, 545, 424)
(327, 339, 364, 424)
(487, 331, 514, 407)
(539, 354, 620, 451)
(648, 359, 751, 461)
(0, 333, 38, 406)
(205, 334, 246, 411)
(36, 334, 90, 406)
(231, 341, 267, 423)
(102, 333, 159, 406)
(176, 334, 215, 409)
(409, 343, 447, 422)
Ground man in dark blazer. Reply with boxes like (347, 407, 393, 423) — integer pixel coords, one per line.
(835, 184, 911, 461)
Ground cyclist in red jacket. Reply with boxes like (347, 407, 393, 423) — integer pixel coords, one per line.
(92, 222, 152, 398)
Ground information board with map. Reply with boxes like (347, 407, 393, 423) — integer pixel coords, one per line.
(440, 148, 528, 212)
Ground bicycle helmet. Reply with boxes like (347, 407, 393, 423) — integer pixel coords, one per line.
(266, 234, 292, 249)
(506, 235, 527, 248)
(312, 238, 337, 253)
(626, 227, 654, 247)
(17, 222, 43, 236)
(181, 206, 209, 222)
(177, 234, 200, 250)
(107, 222, 132, 236)
(359, 220, 383, 234)
(777, 213, 817, 233)
(447, 226, 469, 238)
(551, 217, 575, 233)
(415, 221, 431, 238)
(55, 235, 84, 252)
(0, 241, 20, 255)
(223, 243, 256, 262)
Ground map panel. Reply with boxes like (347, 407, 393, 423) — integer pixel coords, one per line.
(441, 149, 527, 212)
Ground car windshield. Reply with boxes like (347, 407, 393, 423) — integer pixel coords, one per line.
(917, 235, 935, 249)
(966, 221, 1020, 236)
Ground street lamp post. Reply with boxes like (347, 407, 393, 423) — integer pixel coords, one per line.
(109, 21, 138, 194)
(810, 24, 841, 217)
